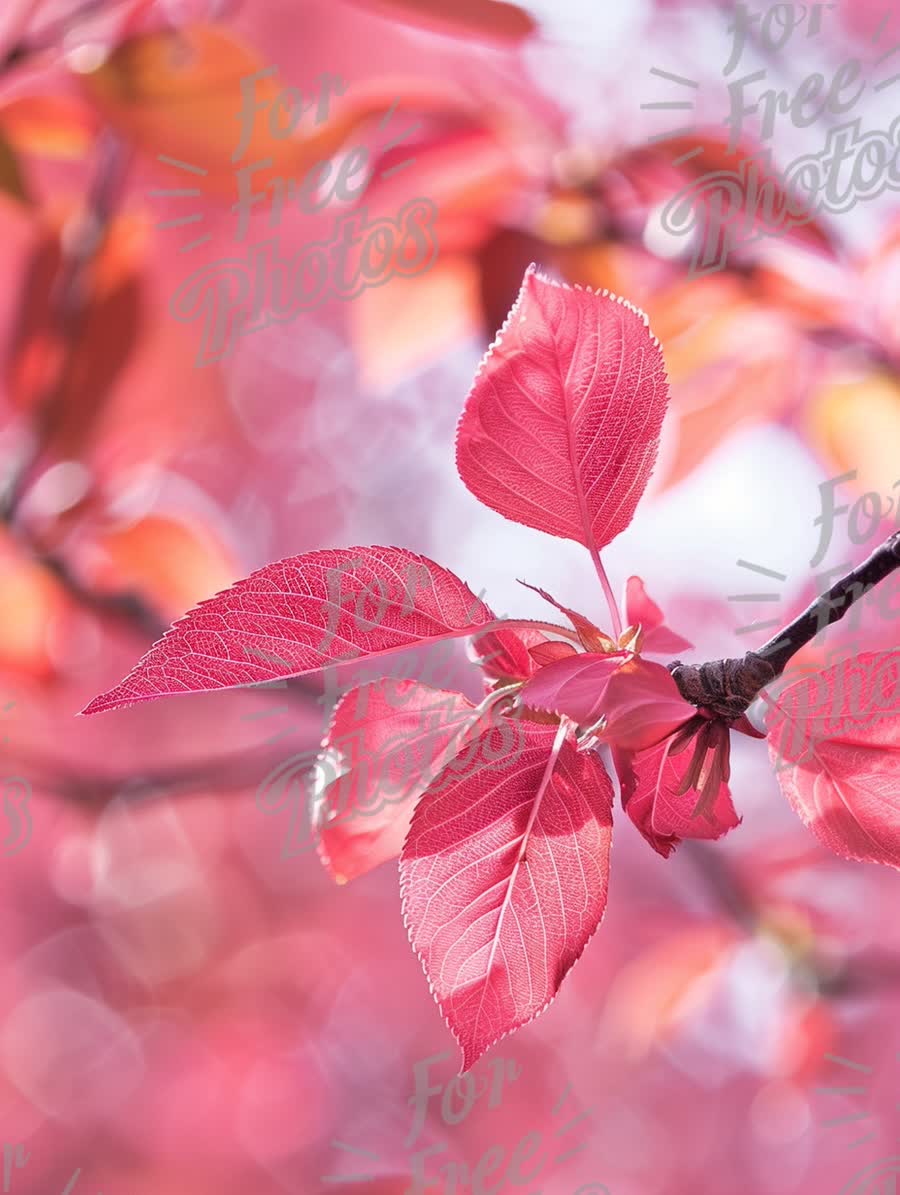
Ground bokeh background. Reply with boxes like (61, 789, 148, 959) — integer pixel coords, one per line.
(0, 1, 898, 1192)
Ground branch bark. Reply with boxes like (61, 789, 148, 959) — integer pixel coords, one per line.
(669, 530, 900, 716)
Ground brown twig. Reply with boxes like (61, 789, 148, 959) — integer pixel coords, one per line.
(0, 127, 189, 651)
(0, 129, 131, 522)
(668, 530, 900, 715)
(754, 530, 900, 678)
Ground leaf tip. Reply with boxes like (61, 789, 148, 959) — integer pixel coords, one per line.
(79, 686, 131, 717)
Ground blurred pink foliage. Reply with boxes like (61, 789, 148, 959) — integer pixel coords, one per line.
(0, 1, 898, 1193)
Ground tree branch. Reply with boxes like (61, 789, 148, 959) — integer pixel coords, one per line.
(754, 529, 900, 677)
(669, 530, 900, 715)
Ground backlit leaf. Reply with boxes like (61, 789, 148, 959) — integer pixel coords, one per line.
(616, 733, 740, 858)
(766, 652, 900, 869)
(81, 546, 497, 714)
(596, 657, 696, 752)
(456, 265, 669, 551)
(520, 652, 626, 727)
(469, 624, 555, 682)
(315, 680, 483, 883)
(401, 721, 613, 1069)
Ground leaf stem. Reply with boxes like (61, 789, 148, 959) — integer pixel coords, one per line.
(590, 546, 622, 639)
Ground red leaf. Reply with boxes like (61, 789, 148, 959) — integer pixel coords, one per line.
(528, 641, 578, 667)
(401, 721, 613, 1069)
(518, 580, 617, 652)
(519, 652, 626, 726)
(595, 657, 696, 752)
(456, 265, 669, 552)
(314, 680, 484, 884)
(616, 733, 740, 858)
(765, 652, 900, 869)
(469, 624, 552, 682)
(623, 576, 693, 654)
(81, 546, 496, 715)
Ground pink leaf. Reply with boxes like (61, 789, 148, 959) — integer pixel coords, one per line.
(81, 546, 496, 715)
(456, 265, 669, 551)
(518, 580, 617, 652)
(314, 680, 484, 884)
(596, 657, 697, 751)
(469, 624, 553, 682)
(529, 641, 578, 667)
(401, 721, 614, 1069)
(616, 733, 740, 858)
(640, 625, 695, 656)
(519, 652, 626, 725)
(765, 652, 900, 869)
(623, 576, 693, 654)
